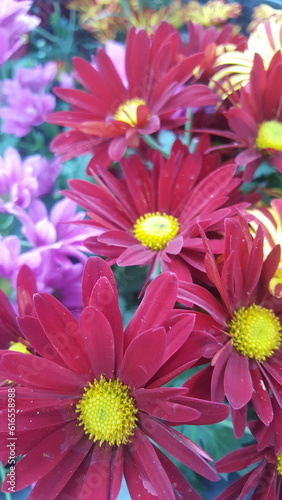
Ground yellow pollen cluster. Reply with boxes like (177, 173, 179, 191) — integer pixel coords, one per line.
(133, 212, 180, 251)
(114, 98, 147, 126)
(256, 121, 282, 152)
(229, 304, 281, 362)
(8, 341, 30, 355)
(277, 452, 282, 475)
(76, 376, 138, 446)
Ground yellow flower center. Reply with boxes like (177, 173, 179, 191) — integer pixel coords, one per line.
(229, 304, 281, 362)
(76, 376, 138, 446)
(133, 212, 180, 251)
(277, 452, 282, 475)
(256, 121, 282, 151)
(8, 341, 30, 355)
(114, 98, 147, 126)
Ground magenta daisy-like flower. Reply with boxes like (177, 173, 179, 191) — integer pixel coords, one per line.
(179, 215, 282, 437)
(215, 420, 282, 500)
(0, 257, 228, 499)
(46, 22, 219, 170)
(64, 143, 245, 288)
(0, 265, 37, 386)
(201, 52, 282, 181)
(0, 265, 36, 351)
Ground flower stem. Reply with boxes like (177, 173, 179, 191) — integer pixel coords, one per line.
(142, 135, 169, 158)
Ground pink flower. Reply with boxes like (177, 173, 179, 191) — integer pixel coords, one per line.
(0, 0, 40, 66)
(0, 62, 56, 137)
(0, 147, 61, 212)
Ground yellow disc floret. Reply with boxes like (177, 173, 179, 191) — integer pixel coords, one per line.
(229, 304, 281, 362)
(256, 121, 282, 151)
(133, 212, 180, 251)
(277, 451, 282, 475)
(114, 98, 147, 126)
(76, 376, 138, 446)
(8, 341, 30, 355)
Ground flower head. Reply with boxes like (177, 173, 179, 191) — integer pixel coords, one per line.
(184, 0, 241, 28)
(248, 199, 282, 298)
(64, 142, 245, 289)
(0, 199, 93, 310)
(0, 0, 40, 66)
(0, 257, 228, 498)
(179, 215, 282, 437)
(215, 420, 282, 499)
(212, 18, 282, 94)
(0, 147, 61, 212)
(180, 21, 246, 83)
(0, 62, 56, 137)
(248, 3, 282, 32)
(203, 52, 282, 180)
(47, 22, 218, 169)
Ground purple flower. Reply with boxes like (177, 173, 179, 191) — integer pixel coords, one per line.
(0, 0, 40, 66)
(0, 199, 96, 311)
(0, 62, 56, 137)
(0, 235, 21, 280)
(0, 147, 61, 212)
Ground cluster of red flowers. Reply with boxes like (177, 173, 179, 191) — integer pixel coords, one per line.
(1, 9, 282, 500)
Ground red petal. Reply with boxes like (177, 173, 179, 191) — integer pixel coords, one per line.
(2, 421, 83, 491)
(34, 294, 91, 377)
(16, 265, 37, 317)
(124, 272, 178, 344)
(28, 437, 92, 500)
(134, 387, 200, 422)
(89, 277, 123, 369)
(81, 256, 118, 308)
(224, 351, 253, 409)
(119, 327, 167, 389)
(79, 306, 115, 379)
(128, 428, 175, 500)
(140, 413, 219, 481)
(0, 352, 85, 393)
(250, 363, 273, 425)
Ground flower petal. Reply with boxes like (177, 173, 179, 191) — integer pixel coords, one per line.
(33, 294, 91, 377)
(119, 327, 167, 389)
(0, 352, 85, 393)
(125, 272, 178, 343)
(79, 306, 115, 379)
(224, 351, 253, 409)
(2, 421, 84, 491)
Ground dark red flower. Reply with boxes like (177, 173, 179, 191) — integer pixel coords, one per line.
(64, 142, 246, 290)
(198, 52, 282, 181)
(0, 257, 228, 499)
(180, 21, 247, 83)
(46, 22, 219, 170)
(179, 215, 282, 437)
(0, 265, 37, 349)
(215, 420, 282, 500)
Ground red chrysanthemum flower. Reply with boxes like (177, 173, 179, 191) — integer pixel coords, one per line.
(64, 142, 246, 290)
(0, 265, 37, 351)
(46, 22, 219, 170)
(200, 52, 282, 181)
(179, 21, 246, 83)
(0, 257, 228, 499)
(178, 215, 282, 437)
(215, 420, 282, 500)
